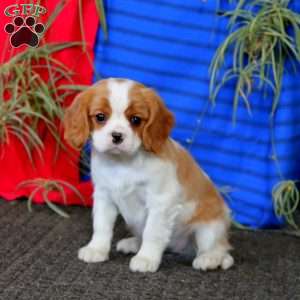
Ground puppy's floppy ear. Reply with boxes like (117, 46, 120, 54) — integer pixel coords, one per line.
(142, 88, 175, 154)
(64, 88, 94, 149)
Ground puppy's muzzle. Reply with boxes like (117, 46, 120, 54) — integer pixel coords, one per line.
(111, 131, 124, 145)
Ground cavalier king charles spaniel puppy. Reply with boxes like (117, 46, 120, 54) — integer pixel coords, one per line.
(64, 78, 234, 273)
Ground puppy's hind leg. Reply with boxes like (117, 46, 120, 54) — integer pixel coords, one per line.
(192, 220, 234, 271)
(116, 237, 140, 254)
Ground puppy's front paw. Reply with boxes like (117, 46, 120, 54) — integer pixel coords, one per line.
(192, 252, 234, 271)
(78, 246, 109, 263)
(129, 255, 160, 273)
(116, 237, 140, 254)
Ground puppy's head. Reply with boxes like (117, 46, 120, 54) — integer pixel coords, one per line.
(64, 78, 174, 156)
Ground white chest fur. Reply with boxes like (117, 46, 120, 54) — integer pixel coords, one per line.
(91, 151, 155, 234)
(90, 149, 193, 239)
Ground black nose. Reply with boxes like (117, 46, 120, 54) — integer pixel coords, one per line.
(112, 131, 123, 144)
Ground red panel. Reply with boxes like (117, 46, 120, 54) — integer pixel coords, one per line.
(0, 0, 98, 206)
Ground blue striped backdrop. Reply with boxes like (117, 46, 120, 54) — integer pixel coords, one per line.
(91, 0, 300, 228)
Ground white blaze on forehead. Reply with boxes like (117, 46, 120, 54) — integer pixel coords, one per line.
(92, 78, 142, 155)
(107, 79, 135, 115)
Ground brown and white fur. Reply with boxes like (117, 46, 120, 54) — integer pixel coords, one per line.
(64, 78, 234, 273)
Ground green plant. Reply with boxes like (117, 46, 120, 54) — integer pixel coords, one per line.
(269, 117, 300, 229)
(0, 42, 81, 162)
(78, 0, 108, 80)
(210, 0, 300, 120)
(211, 0, 300, 228)
(95, 0, 108, 40)
(18, 178, 85, 218)
(272, 180, 299, 229)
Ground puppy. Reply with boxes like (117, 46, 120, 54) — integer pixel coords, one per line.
(64, 78, 234, 273)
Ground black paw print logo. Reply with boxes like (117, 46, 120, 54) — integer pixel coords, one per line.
(4, 16, 44, 48)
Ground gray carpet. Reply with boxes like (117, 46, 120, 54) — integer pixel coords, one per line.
(0, 199, 299, 300)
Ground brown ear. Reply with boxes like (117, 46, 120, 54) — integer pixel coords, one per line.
(64, 88, 94, 149)
(142, 88, 175, 154)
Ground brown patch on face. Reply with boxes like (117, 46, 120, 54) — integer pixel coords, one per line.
(89, 93, 112, 130)
(125, 83, 151, 141)
(160, 141, 227, 224)
(126, 83, 175, 154)
(64, 80, 110, 149)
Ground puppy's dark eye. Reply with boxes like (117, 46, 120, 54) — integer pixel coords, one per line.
(130, 116, 141, 126)
(95, 113, 106, 123)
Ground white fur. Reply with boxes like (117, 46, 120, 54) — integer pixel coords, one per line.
(78, 79, 233, 272)
(192, 220, 234, 270)
(116, 237, 140, 254)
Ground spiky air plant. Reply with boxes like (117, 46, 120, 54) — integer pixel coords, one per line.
(95, 0, 108, 39)
(272, 180, 299, 229)
(210, 0, 300, 119)
(0, 0, 107, 161)
(269, 116, 300, 229)
(0, 42, 81, 162)
(211, 0, 300, 229)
